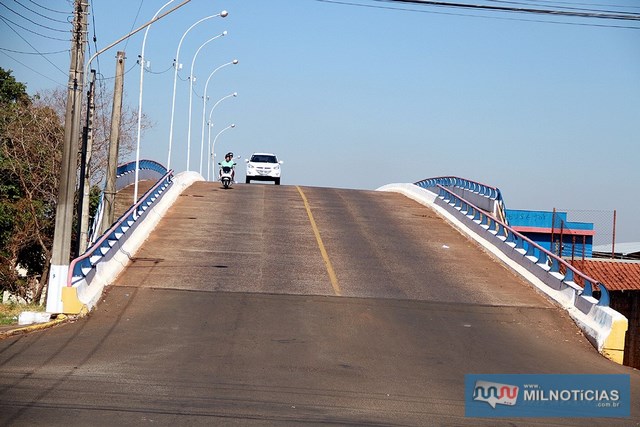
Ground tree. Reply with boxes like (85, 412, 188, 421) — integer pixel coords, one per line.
(35, 82, 145, 187)
(1, 68, 61, 302)
(0, 68, 148, 303)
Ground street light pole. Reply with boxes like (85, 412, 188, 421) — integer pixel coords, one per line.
(211, 123, 236, 180)
(199, 60, 238, 175)
(47, 0, 192, 313)
(186, 31, 227, 172)
(134, 0, 175, 204)
(167, 10, 228, 171)
(206, 92, 237, 180)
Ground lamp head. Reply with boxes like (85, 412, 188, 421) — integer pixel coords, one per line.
(231, 124, 236, 128)
(232, 92, 238, 97)
(222, 30, 228, 36)
(232, 59, 239, 65)
(220, 10, 229, 18)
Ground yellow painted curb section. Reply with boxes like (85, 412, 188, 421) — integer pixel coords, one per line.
(62, 287, 88, 315)
(601, 317, 628, 365)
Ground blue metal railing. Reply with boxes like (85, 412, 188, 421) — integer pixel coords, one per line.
(429, 183, 610, 306)
(415, 176, 508, 224)
(68, 168, 174, 286)
(415, 176, 504, 201)
(89, 160, 168, 246)
(116, 159, 167, 177)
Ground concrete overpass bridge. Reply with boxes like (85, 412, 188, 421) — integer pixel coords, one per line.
(1, 162, 638, 425)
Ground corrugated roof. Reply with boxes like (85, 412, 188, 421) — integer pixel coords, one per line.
(571, 260, 640, 291)
(592, 242, 640, 256)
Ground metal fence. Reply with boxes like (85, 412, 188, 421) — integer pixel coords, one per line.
(557, 209, 616, 247)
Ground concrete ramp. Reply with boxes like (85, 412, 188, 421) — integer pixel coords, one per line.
(1, 182, 638, 425)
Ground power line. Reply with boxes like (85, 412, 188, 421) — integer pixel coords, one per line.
(0, 47, 69, 55)
(0, 49, 66, 87)
(0, 1, 70, 32)
(10, 0, 71, 24)
(315, 0, 640, 28)
(494, 0, 640, 11)
(375, 0, 640, 20)
(0, 15, 67, 76)
(0, 13, 70, 41)
(25, 0, 70, 15)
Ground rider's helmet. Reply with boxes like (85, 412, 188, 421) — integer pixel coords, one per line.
(225, 152, 233, 159)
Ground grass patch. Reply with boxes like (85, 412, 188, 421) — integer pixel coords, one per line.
(0, 302, 45, 325)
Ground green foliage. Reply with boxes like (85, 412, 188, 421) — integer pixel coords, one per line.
(0, 67, 61, 302)
(0, 68, 28, 106)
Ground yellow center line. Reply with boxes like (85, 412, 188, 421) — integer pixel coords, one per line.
(296, 186, 342, 296)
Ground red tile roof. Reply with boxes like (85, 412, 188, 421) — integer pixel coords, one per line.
(571, 260, 640, 291)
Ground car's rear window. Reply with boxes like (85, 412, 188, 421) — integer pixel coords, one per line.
(251, 155, 277, 163)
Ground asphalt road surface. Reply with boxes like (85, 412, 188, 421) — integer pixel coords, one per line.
(1, 182, 638, 426)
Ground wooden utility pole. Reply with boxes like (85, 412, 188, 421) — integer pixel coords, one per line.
(101, 51, 126, 235)
(46, 0, 88, 313)
(77, 69, 96, 256)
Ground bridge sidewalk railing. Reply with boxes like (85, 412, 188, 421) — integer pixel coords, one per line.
(62, 166, 204, 315)
(378, 179, 628, 365)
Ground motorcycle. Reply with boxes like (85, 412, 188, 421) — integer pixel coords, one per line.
(218, 164, 234, 189)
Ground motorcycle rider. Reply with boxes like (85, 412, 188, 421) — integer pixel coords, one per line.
(219, 152, 236, 182)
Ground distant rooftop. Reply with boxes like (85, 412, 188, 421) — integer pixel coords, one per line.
(571, 259, 640, 291)
(592, 242, 640, 259)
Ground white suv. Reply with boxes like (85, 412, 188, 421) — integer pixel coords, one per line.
(245, 153, 283, 185)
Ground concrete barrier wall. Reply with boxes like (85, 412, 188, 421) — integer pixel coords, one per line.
(377, 183, 628, 365)
(63, 171, 204, 313)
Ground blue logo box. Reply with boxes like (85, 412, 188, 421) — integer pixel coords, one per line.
(465, 374, 630, 418)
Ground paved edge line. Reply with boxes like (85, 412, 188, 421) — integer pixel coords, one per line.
(296, 186, 342, 296)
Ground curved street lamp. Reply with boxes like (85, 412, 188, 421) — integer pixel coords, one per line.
(199, 59, 238, 175)
(134, 0, 175, 204)
(186, 31, 227, 172)
(206, 92, 237, 180)
(167, 10, 228, 170)
(211, 123, 236, 180)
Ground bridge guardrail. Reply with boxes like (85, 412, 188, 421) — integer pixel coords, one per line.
(68, 169, 173, 287)
(378, 180, 628, 364)
(433, 184, 607, 304)
(61, 169, 174, 314)
(415, 176, 508, 224)
(430, 183, 627, 364)
(89, 160, 168, 245)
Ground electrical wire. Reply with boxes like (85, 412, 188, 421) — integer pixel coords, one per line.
(124, 0, 145, 53)
(25, 0, 69, 15)
(484, 0, 640, 14)
(9, 0, 71, 24)
(0, 14, 70, 41)
(0, 46, 68, 55)
(375, 0, 640, 20)
(0, 2, 70, 32)
(0, 49, 66, 87)
(492, 0, 640, 11)
(314, 0, 640, 28)
(0, 15, 67, 76)
(146, 63, 174, 75)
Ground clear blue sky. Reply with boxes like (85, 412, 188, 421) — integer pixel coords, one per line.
(1, 0, 639, 242)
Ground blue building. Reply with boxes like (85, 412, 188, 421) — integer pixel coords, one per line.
(505, 209, 594, 259)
